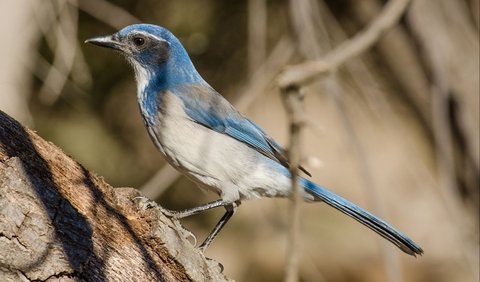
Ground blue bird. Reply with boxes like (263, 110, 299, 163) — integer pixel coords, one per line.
(86, 24, 423, 256)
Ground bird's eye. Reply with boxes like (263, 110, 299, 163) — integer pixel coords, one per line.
(133, 36, 145, 47)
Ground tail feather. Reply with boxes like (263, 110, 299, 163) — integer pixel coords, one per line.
(301, 179, 423, 256)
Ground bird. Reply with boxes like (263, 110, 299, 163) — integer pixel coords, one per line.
(85, 24, 423, 256)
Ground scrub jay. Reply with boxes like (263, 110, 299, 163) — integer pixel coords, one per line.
(86, 24, 423, 256)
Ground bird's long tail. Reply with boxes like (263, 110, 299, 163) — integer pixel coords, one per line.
(301, 178, 423, 256)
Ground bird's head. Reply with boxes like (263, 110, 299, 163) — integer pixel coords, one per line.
(86, 24, 202, 90)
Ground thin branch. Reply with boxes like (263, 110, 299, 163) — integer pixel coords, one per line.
(430, 47, 480, 281)
(70, 0, 140, 29)
(35, 1, 80, 104)
(282, 86, 305, 282)
(234, 36, 294, 111)
(277, 0, 412, 88)
(248, 0, 267, 74)
(140, 165, 181, 199)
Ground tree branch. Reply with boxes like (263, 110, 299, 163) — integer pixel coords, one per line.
(277, 0, 412, 88)
(0, 110, 230, 282)
(281, 86, 305, 282)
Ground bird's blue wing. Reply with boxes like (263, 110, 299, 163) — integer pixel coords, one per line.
(171, 84, 300, 171)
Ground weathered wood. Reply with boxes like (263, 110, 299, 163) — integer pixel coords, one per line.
(0, 110, 230, 282)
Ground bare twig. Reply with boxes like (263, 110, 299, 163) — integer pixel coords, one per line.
(430, 47, 480, 282)
(282, 86, 305, 282)
(350, 0, 431, 125)
(248, 0, 267, 74)
(71, 0, 140, 29)
(408, 2, 479, 279)
(140, 165, 181, 199)
(282, 2, 323, 280)
(0, 0, 37, 124)
(35, 1, 80, 104)
(277, 0, 412, 88)
(234, 37, 294, 111)
(470, 0, 480, 29)
(27, 55, 89, 97)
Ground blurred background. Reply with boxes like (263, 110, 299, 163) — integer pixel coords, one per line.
(0, 0, 478, 281)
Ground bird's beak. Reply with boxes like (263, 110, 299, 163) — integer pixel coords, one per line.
(85, 35, 124, 51)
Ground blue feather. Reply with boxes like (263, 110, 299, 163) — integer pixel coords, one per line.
(300, 178, 424, 256)
(170, 84, 287, 165)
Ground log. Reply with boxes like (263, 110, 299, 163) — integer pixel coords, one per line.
(0, 110, 230, 282)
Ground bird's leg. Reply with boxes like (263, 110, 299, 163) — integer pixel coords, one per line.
(162, 199, 230, 219)
(199, 201, 240, 251)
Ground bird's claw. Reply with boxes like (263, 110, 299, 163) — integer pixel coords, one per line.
(133, 196, 157, 210)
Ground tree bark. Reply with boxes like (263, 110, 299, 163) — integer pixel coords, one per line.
(0, 110, 230, 282)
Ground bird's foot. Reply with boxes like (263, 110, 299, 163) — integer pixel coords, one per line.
(133, 197, 199, 246)
(133, 196, 158, 210)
